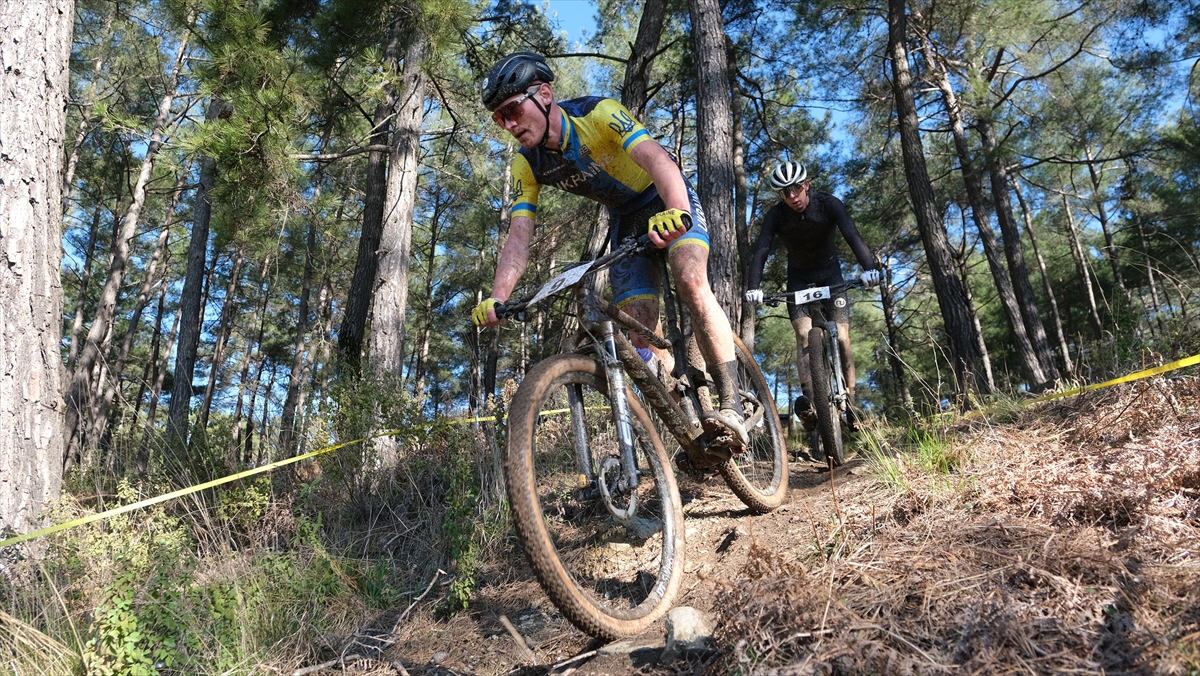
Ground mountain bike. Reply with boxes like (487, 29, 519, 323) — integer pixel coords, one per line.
(495, 231, 788, 639)
(764, 279, 864, 467)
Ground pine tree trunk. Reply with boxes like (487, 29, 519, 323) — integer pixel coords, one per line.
(86, 172, 184, 450)
(886, 0, 987, 398)
(688, 0, 739, 317)
(280, 219, 317, 457)
(621, 0, 667, 118)
(976, 114, 1057, 381)
(955, 243, 995, 390)
(1011, 176, 1073, 377)
(67, 199, 103, 371)
(199, 246, 244, 430)
(923, 42, 1046, 389)
(65, 35, 189, 462)
(1061, 193, 1104, 339)
(141, 299, 181, 471)
(880, 265, 912, 408)
(728, 35, 755, 348)
(0, 0, 72, 533)
(412, 205, 442, 407)
(1084, 148, 1127, 296)
(369, 31, 427, 378)
(168, 98, 229, 450)
(339, 25, 403, 376)
(62, 7, 114, 198)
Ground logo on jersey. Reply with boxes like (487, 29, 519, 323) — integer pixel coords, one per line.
(513, 179, 524, 200)
(834, 298, 847, 308)
(608, 110, 636, 136)
(579, 144, 591, 156)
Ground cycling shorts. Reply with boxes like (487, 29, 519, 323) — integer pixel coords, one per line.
(787, 264, 850, 323)
(609, 175, 709, 308)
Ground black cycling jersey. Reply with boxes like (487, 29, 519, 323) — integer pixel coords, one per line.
(747, 191, 877, 290)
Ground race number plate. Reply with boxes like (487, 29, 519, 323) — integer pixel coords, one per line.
(792, 286, 831, 305)
(526, 262, 593, 307)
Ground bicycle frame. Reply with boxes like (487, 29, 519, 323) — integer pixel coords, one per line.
(500, 238, 726, 519)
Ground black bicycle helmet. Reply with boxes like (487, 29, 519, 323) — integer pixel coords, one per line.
(481, 52, 555, 111)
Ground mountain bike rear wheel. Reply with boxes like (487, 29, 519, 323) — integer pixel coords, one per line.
(718, 336, 789, 513)
(807, 327, 845, 467)
(505, 354, 685, 640)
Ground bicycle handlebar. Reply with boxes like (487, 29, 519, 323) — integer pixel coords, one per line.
(761, 278, 865, 308)
(496, 212, 693, 321)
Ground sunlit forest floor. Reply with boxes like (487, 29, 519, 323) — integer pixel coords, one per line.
(4, 377, 1199, 675)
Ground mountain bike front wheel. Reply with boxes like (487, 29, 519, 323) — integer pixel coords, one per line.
(807, 327, 845, 467)
(718, 335, 789, 513)
(505, 354, 685, 640)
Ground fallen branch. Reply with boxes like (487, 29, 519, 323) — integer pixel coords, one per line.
(499, 614, 539, 664)
(392, 569, 445, 634)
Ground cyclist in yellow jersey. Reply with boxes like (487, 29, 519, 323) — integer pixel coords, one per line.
(471, 52, 748, 455)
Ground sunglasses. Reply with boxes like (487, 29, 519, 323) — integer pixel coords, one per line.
(778, 183, 807, 198)
(492, 85, 542, 126)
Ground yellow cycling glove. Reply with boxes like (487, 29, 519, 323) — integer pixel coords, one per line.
(647, 208, 690, 239)
(472, 297, 503, 326)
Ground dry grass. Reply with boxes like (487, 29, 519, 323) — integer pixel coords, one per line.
(709, 376, 1200, 675)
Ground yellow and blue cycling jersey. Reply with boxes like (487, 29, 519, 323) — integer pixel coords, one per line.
(509, 96, 711, 308)
(510, 97, 658, 219)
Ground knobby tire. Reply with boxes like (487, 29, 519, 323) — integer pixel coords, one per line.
(718, 335, 789, 513)
(505, 354, 685, 640)
(807, 327, 845, 467)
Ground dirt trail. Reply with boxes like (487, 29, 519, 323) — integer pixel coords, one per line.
(373, 452, 870, 675)
(338, 377, 1200, 675)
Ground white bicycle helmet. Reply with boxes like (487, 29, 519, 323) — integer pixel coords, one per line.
(769, 161, 807, 191)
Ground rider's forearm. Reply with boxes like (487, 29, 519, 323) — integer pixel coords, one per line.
(490, 217, 535, 301)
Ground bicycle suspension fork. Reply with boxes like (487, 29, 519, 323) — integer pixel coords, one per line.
(823, 318, 848, 408)
(595, 317, 642, 498)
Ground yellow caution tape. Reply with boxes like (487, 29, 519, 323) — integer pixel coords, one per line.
(1027, 353, 1200, 405)
(0, 403, 605, 549)
(961, 352, 1200, 420)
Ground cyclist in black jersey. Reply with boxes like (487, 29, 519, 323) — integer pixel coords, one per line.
(744, 161, 881, 430)
(471, 52, 749, 455)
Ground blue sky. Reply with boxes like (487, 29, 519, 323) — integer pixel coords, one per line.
(544, 0, 600, 44)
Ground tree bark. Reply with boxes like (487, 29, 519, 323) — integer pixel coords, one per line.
(976, 114, 1057, 381)
(412, 201, 443, 408)
(167, 97, 229, 450)
(66, 195, 103, 371)
(688, 0, 739, 317)
(886, 0, 987, 398)
(279, 220, 317, 456)
(370, 31, 427, 378)
(338, 24, 403, 376)
(62, 6, 114, 198)
(141, 298, 180, 471)
(65, 33, 189, 462)
(727, 35, 755, 347)
(621, 0, 668, 118)
(0, 0, 72, 534)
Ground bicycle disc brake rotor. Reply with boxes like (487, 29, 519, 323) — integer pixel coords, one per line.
(597, 454, 639, 523)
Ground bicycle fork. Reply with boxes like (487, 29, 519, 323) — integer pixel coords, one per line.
(824, 319, 848, 411)
(570, 317, 641, 521)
